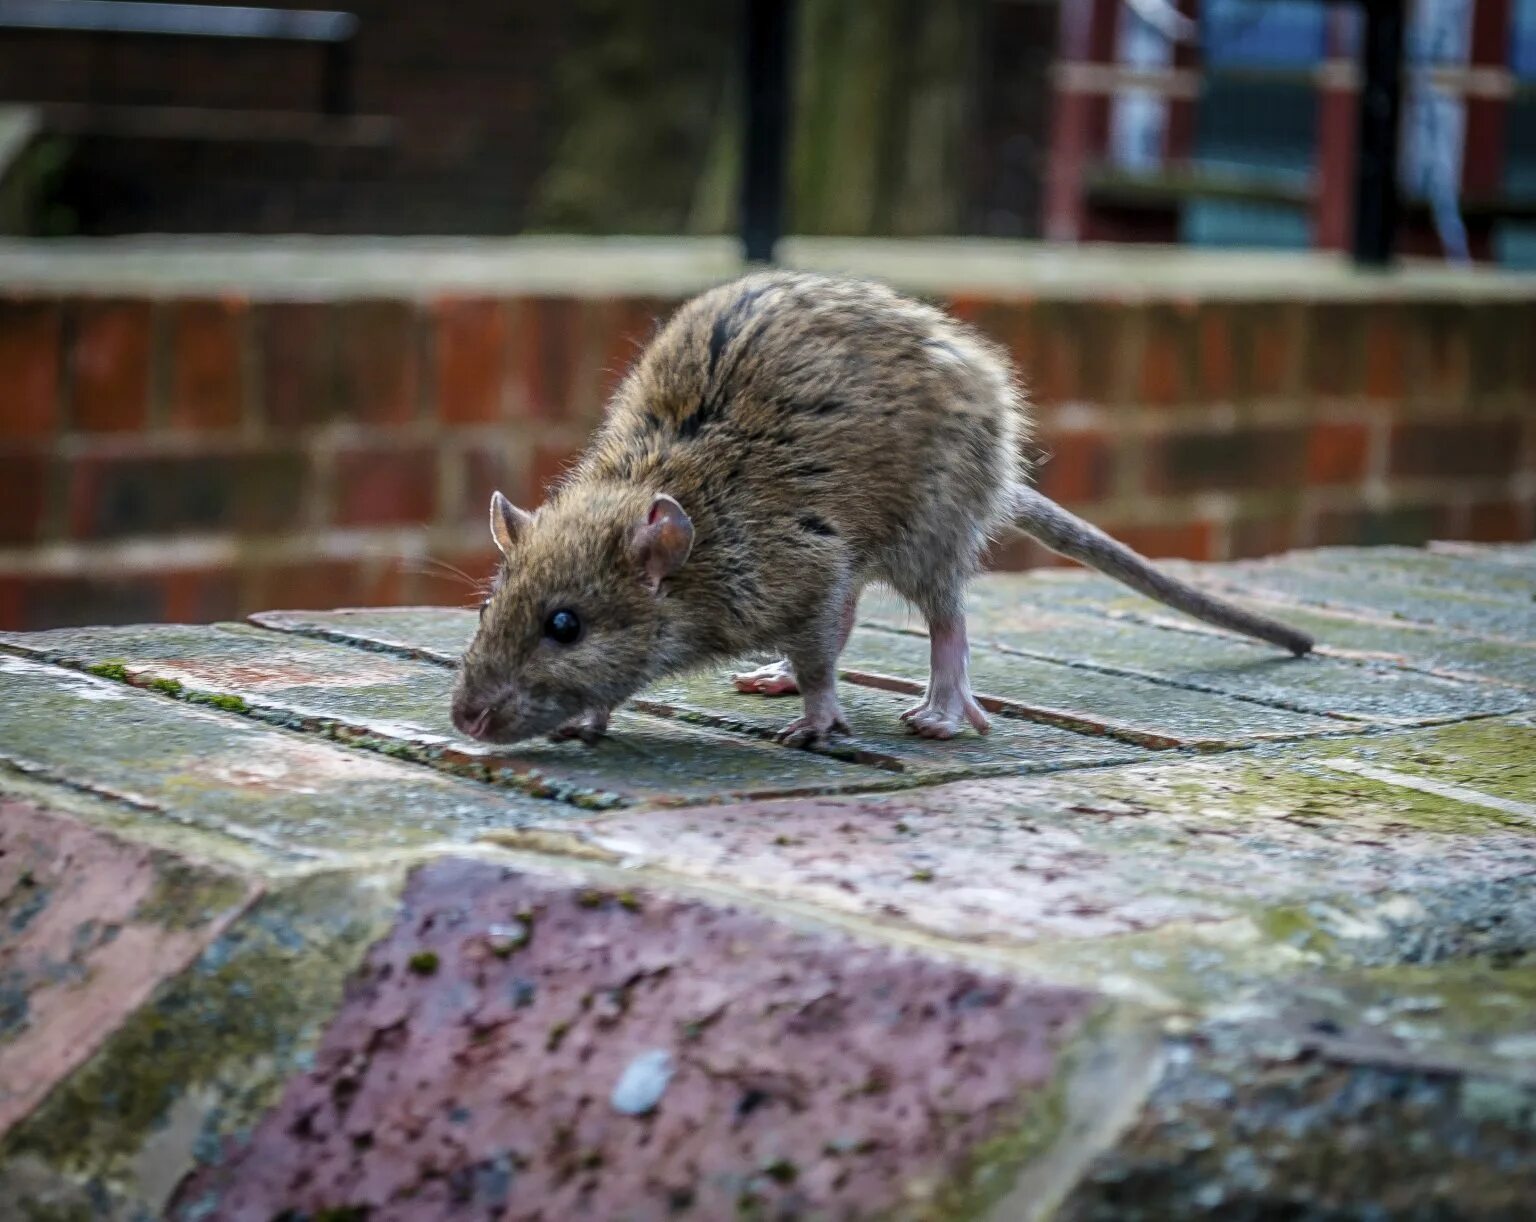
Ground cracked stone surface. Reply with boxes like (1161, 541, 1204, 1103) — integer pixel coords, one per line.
(2, 544, 1534, 1219)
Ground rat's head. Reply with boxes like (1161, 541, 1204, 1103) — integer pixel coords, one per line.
(450, 486, 694, 743)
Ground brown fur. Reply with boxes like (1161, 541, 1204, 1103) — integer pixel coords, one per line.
(452, 270, 1309, 745)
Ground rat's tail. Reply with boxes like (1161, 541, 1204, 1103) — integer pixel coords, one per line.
(1007, 482, 1314, 656)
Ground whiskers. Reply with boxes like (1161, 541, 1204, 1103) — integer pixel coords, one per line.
(399, 556, 497, 609)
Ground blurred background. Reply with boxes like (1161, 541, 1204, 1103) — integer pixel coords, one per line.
(0, 0, 1532, 631)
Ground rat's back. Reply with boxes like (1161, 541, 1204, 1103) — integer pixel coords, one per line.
(572, 271, 1026, 578)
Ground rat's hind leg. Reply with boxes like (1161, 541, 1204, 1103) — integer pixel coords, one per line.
(901, 614, 991, 739)
(733, 589, 858, 697)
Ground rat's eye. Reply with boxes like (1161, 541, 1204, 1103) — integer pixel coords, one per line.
(544, 608, 581, 645)
(478, 599, 489, 621)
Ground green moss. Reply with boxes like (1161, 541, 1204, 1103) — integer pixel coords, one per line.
(408, 951, 440, 975)
(191, 692, 249, 715)
(148, 677, 184, 696)
(1, 871, 399, 1211)
(87, 660, 128, 682)
(132, 859, 249, 931)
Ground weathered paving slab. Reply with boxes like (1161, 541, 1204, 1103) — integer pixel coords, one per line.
(917, 568, 1536, 690)
(1, 868, 405, 1222)
(516, 720, 1536, 974)
(841, 627, 1342, 748)
(253, 606, 1342, 750)
(0, 653, 555, 860)
(874, 602, 1519, 724)
(166, 858, 1098, 1222)
(1, 624, 897, 808)
(0, 798, 258, 1136)
(2, 542, 1535, 1217)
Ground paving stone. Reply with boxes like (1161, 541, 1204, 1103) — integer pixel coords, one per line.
(2, 624, 901, 809)
(1212, 558, 1536, 643)
(0, 653, 552, 860)
(0, 798, 258, 1136)
(1279, 544, 1536, 603)
(166, 857, 1097, 1222)
(0, 868, 404, 1222)
(252, 608, 1156, 772)
(840, 627, 1341, 748)
(640, 668, 1153, 777)
(521, 723, 1536, 978)
(873, 603, 1521, 726)
(910, 571, 1536, 691)
(1057, 1015, 1536, 1221)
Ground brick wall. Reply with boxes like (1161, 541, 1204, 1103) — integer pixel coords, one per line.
(1, 286, 1532, 631)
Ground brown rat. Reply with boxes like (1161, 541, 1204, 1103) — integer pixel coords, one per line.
(450, 271, 1311, 747)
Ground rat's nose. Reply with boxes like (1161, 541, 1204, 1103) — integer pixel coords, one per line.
(451, 691, 495, 740)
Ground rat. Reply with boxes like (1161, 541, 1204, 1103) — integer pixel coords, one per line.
(450, 270, 1312, 748)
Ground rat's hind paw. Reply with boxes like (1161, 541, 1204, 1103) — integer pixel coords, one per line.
(774, 711, 850, 749)
(900, 694, 991, 740)
(733, 659, 799, 696)
(548, 709, 610, 746)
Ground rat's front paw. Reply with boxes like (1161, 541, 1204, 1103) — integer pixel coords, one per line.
(549, 709, 610, 746)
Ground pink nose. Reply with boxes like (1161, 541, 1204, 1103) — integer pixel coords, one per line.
(452, 702, 493, 740)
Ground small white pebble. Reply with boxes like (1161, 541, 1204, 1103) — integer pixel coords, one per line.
(611, 1049, 674, 1116)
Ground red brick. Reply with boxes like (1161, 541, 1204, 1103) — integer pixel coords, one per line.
(528, 442, 583, 502)
(1390, 420, 1523, 480)
(981, 535, 1059, 572)
(69, 450, 308, 540)
(1034, 429, 1112, 505)
(1228, 514, 1299, 560)
(336, 300, 420, 425)
(433, 297, 506, 424)
(1243, 303, 1298, 399)
(169, 299, 245, 431)
(1103, 519, 1216, 561)
(1151, 427, 1308, 495)
(1025, 302, 1087, 406)
(1307, 304, 1362, 399)
(508, 296, 581, 420)
(1466, 499, 1533, 543)
(1361, 308, 1406, 401)
(1305, 422, 1371, 485)
(260, 302, 335, 429)
(0, 452, 52, 545)
(461, 443, 522, 524)
(332, 445, 438, 526)
(1409, 305, 1471, 408)
(1137, 303, 1195, 407)
(17, 573, 167, 630)
(1196, 306, 1236, 402)
(596, 297, 668, 406)
(1467, 303, 1520, 405)
(70, 300, 153, 432)
(160, 568, 242, 623)
(1313, 504, 1453, 548)
(0, 576, 21, 630)
(0, 299, 61, 439)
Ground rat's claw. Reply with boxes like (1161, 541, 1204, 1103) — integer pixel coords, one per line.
(549, 710, 610, 746)
(774, 711, 850, 749)
(732, 659, 799, 696)
(900, 695, 990, 739)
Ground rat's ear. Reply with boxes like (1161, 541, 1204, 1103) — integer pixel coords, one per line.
(631, 493, 694, 593)
(489, 491, 532, 559)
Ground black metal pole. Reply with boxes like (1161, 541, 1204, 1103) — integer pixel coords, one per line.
(741, 0, 791, 264)
(1351, 0, 1404, 267)
(322, 35, 352, 115)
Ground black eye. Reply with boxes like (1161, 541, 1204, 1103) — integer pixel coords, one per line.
(544, 608, 581, 645)
(478, 600, 488, 621)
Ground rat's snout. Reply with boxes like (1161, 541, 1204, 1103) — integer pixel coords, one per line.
(451, 678, 515, 742)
